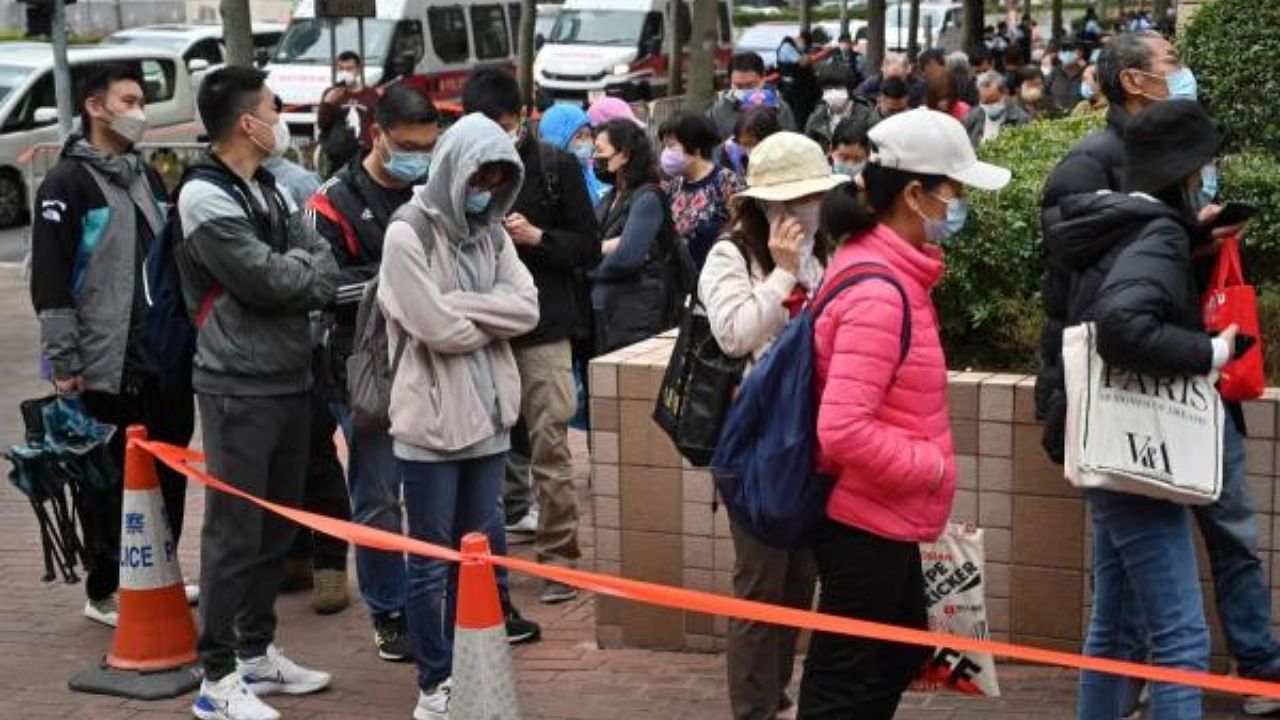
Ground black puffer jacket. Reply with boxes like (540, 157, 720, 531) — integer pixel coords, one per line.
(1039, 191, 1218, 457)
(1035, 105, 1131, 459)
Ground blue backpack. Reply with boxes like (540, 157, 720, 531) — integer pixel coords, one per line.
(710, 262, 912, 549)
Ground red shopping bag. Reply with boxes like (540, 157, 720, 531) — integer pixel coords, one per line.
(1202, 235, 1265, 402)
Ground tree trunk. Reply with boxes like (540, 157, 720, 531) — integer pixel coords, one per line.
(687, 0, 718, 111)
(867, 0, 885, 73)
(221, 0, 254, 67)
(908, 0, 921, 61)
(668, 0, 685, 97)
(963, 0, 983, 53)
(840, 0, 851, 38)
(798, 0, 811, 34)
(1052, 0, 1064, 44)
(518, 0, 536, 106)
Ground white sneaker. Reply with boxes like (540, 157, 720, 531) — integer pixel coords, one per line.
(185, 584, 200, 606)
(191, 673, 280, 720)
(413, 678, 452, 720)
(84, 595, 118, 627)
(1244, 696, 1280, 715)
(238, 645, 332, 696)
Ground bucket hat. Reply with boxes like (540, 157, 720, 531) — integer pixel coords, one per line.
(1124, 99, 1225, 195)
(737, 131, 849, 202)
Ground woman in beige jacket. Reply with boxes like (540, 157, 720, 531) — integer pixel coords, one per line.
(376, 113, 539, 720)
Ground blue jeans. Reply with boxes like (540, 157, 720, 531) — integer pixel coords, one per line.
(334, 404, 407, 620)
(1116, 413, 1280, 680)
(1079, 490, 1209, 719)
(400, 452, 507, 691)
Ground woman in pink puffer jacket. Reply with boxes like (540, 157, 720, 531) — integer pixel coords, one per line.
(798, 109, 1010, 720)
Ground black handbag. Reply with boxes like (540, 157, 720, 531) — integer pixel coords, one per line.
(653, 294, 746, 466)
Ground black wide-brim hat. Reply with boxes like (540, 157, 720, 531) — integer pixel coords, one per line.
(1123, 99, 1226, 196)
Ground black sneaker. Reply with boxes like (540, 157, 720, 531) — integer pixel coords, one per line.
(373, 613, 412, 662)
(504, 605, 542, 645)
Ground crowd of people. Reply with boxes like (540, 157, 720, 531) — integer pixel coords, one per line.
(23, 8, 1273, 719)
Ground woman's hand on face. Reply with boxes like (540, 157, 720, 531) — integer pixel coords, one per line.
(768, 212, 804, 277)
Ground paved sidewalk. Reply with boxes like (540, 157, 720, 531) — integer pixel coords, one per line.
(0, 268, 1260, 719)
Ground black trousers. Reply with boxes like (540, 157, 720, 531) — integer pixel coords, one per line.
(798, 520, 929, 720)
(80, 376, 194, 602)
(287, 391, 352, 571)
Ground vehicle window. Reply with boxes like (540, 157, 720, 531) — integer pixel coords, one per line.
(253, 32, 283, 53)
(676, 2, 691, 45)
(139, 59, 176, 103)
(0, 64, 33, 109)
(508, 3, 521, 49)
(428, 6, 470, 63)
(471, 5, 510, 60)
(389, 20, 425, 65)
(549, 10, 648, 46)
(273, 18, 398, 65)
(1, 71, 52, 134)
(717, 2, 731, 43)
(188, 39, 222, 66)
(641, 11, 663, 50)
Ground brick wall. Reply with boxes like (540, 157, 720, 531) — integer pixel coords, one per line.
(589, 335, 1280, 665)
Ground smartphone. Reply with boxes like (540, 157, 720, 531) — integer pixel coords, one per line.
(1235, 333, 1258, 359)
(1215, 203, 1258, 229)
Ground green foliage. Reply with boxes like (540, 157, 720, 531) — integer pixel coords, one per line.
(1221, 151, 1280, 279)
(937, 113, 1103, 370)
(1180, 0, 1280, 155)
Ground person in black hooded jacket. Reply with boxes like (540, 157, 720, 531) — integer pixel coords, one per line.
(1066, 99, 1243, 719)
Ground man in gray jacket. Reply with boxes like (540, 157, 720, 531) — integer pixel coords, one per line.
(176, 66, 337, 720)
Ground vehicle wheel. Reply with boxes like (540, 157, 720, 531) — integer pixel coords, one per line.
(0, 171, 25, 228)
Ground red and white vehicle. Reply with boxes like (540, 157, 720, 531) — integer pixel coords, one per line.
(534, 0, 734, 105)
(265, 0, 519, 136)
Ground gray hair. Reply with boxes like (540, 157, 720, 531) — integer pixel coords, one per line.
(882, 52, 910, 74)
(946, 51, 971, 75)
(976, 70, 1006, 91)
(1098, 31, 1162, 106)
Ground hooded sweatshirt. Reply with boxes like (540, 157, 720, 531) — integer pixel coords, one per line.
(539, 104, 609, 205)
(378, 113, 540, 459)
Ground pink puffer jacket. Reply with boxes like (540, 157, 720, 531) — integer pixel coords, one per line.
(813, 224, 956, 543)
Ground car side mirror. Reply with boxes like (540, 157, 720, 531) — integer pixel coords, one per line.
(33, 107, 58, 125)
(255, 49, 271, 68)
(188, 58, 210, 72)
(535, 33, 546, 51)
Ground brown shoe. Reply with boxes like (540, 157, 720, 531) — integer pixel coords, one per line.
(280, 558, 314, 593)
(311, 569, 349, 615)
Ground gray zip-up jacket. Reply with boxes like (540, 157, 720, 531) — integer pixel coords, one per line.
(30, 138, 166, 393)
(176, 155, 338, 396)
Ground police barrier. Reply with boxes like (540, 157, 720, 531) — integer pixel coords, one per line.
(133, 434, 1280, 702)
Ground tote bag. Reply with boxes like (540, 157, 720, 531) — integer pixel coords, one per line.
(1062, 323, 1223, 505)
(1202, 235, 1265, 402)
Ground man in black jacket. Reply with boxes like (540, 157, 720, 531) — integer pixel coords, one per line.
(30, 64, 195, 628)
(462, 68, 601, 605)
(1039, 33, 1280, 714)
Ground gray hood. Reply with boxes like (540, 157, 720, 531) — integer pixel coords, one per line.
(63, 135, 144, 188)
(416, 113, 524, 242)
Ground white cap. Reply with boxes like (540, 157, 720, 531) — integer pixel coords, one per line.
(867, 108, 1012, 191)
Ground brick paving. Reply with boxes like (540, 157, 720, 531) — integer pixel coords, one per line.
(0, 267, 1260, 718)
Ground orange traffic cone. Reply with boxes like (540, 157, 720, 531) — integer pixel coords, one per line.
(69, 425, 201, 700)
(451, 532, 523, 720)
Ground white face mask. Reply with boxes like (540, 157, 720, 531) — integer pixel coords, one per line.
(336, 70, 359, 87)
(823, 88, 850, 111)
(108, 106, 148, 145)
(270, 118, 291, 159)
(769, 199, 823, 283)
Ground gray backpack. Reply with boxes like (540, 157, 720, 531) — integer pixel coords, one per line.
(346, 204, 436, 432)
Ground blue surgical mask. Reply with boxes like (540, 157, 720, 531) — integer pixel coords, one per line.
(1199, 164, 1219, 207)
(919, 194, 969, 244)
(833, 161, 864, 178)
(464, 188, 493, 216)
(1059, 50, 1079, 66)
(385, 150, 431, 183)
(1080, 83, 1095, 101)
(571, 139, 594, 163)
(1165, 67, 1198, 101)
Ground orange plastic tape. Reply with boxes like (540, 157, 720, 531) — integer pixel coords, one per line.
(141, 439, 1280, 700)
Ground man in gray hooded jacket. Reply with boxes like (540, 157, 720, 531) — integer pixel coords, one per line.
(30, 63, 195, 629)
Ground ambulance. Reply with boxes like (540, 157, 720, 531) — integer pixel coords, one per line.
(266, 0, 519, 135)
(534, 0, 735, 105)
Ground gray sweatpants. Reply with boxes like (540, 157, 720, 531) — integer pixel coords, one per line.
(196, 393, 310, 681)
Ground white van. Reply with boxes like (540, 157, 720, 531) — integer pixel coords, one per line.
(885, 1, 962, 52)
(102, 23, 287, 74)
(0, 45, 201, 228)
(534, 0, 735, 104)
(267, 0, 519, 135)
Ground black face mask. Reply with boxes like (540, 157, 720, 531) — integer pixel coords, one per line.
(594, 156, 617, 185)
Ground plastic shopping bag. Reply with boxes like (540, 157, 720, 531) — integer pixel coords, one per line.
(913, 522, 1001, 697)
(1203, 234, 1265, 402)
